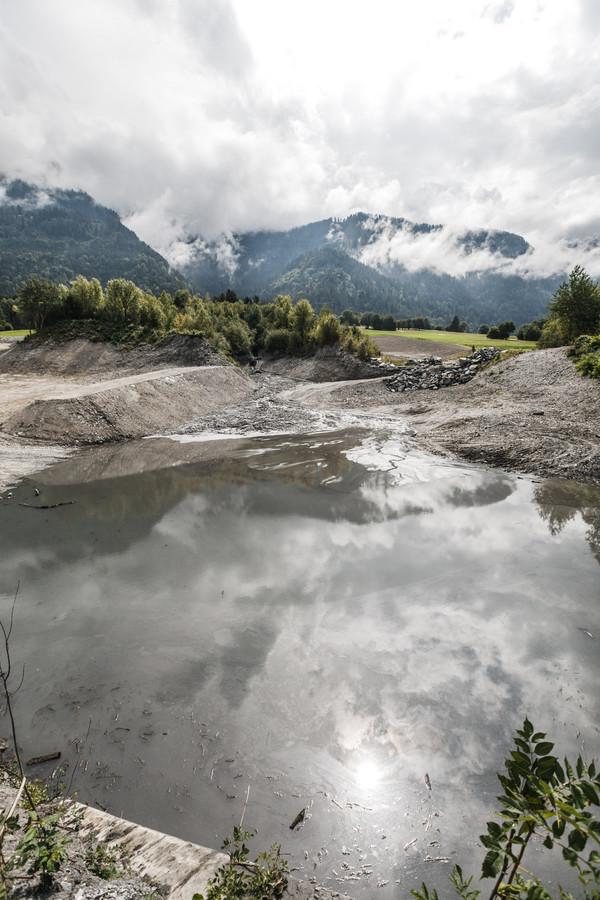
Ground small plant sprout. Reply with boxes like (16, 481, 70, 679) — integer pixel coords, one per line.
(193, 787, 288, 900)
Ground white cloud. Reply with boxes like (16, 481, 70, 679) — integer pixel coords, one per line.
(0, 0, 598, 274)
(353, 216, 600, 280)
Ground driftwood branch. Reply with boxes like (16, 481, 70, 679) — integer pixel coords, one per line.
(26, 752, 61, 767)
(289, 808, 306, 830)
(19, 501, 74, 510)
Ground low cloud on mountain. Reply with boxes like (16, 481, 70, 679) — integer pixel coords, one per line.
(1, 0, 599, 278)
(354, 217, 600, 280)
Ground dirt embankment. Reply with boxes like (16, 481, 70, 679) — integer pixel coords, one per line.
(284, 346, 600, 484)
(1, 333, 599, 490)
(0, 335, 257, 444)
(0, 332, 226, 376)
(0, 335, 258, 490)
(257, 343, 385, 381)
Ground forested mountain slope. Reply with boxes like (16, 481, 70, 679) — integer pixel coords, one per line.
(0, 177, 188, 296)
(178, 212, 562, 325)
(1, 177, 564, 326)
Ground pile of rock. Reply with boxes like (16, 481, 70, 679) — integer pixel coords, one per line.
(384, 347, 501, 392)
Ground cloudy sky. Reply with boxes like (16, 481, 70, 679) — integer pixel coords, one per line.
(1, 0, 599, 272)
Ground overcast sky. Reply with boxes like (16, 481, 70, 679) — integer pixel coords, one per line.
(1, 0, 599, 273)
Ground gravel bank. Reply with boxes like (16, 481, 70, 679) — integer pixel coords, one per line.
(170, 347, 600, 485)
(1, 337, 599, 490)
(291, 347, 600, 484)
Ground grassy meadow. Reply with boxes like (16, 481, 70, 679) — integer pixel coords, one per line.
(366, 328, 538, 352)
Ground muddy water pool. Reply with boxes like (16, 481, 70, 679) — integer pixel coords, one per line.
(0, 427, 599, 897)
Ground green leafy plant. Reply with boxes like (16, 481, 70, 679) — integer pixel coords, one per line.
(85, 841, 126, 880)
(412, 719, 600, 900)
(571, 335, 600, 380)
(0, 803, 22, 896)
(22, 766, 68, 811)
(193, 826, 288, 900)
(0, 595, 73, 894)
(9, 810, 72, 889)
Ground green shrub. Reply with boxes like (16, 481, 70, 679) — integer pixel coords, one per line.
(571, 334, 600, 356)
(575, 353, 600, 377)
(313, 312, 341, 346)
(208, 331, 232, 358)
(193, 827, 287, 900)
(264, 328, 291, 355)
(287, 330, 316, 356)
(355, 336, 377, 361)
(537, 318, 570, 348)
(569, 334, 600, 379)
(220, 319, 253, 358)
(9, 811, 72, 890)
(85, 842, 125, 880)
(413, 720, 600, 900)
(517, 318, 546, 341)
(140, 295, 167, 331)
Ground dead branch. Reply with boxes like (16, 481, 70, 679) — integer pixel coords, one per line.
(19, 501, 74, 509)
(26, 752, 61, 767)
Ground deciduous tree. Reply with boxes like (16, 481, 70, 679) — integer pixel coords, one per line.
(548, 265, 600, 341)
(496, 320, 515, 339)
(18, 276, 63, 331)
(291, 298, 316, 346)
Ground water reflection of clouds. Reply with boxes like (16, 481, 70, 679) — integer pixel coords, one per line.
(125, 464, 599, 801)
(229, 584, 592, 807)
(1, 430, 599, 894)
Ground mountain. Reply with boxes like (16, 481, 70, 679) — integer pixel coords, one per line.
(0, 176, 188, 296)
(267, 246, 420, 317)
(0, 177, 565, 326)
(178, 212, 563, 326)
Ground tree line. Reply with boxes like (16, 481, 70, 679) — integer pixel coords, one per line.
(4, 265, 599, 371)
(338, 265, 600, 350)
(7, 275, 379, 363)
(341, 309, 525, 339)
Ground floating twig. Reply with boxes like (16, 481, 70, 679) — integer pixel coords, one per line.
(26, 751, 61, 766)
(290, 808, 306, 830)
(239, 785, 250, 829)
(19, 501, 74, 509)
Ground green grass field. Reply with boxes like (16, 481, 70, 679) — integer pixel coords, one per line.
(0, 329, 30, 338)
(365, 328, 538, 352)
(0, 326, 538, 353)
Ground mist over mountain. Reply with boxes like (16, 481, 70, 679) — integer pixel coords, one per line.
(0, 177, 579, 327)
(0, 177, 188, 296)
(175, 212, 563, 325)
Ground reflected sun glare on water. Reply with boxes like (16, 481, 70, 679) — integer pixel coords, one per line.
(354, 758, 382, 791)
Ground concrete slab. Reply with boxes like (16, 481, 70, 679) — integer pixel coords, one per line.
(77, 803, 350, 900)
(79, 803, 228, 899)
